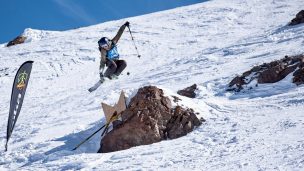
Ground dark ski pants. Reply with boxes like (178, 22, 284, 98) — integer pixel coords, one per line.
(104, 59, 127, 78)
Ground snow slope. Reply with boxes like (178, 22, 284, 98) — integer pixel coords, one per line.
(1, 0, 304, 170)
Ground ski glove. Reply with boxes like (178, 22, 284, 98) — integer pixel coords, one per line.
(124, 21, 130, 27)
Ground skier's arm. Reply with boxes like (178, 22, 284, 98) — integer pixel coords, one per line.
(99, 61, 105, 71)
(99, 49, 107, 76)
(99, 60, 106, 79)
(112, 22, 129, 44)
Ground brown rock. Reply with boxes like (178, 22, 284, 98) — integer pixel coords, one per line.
(257, 65, 284, 83)
(281, 64, 299, 78)
(250, 66, 261, 73)
(177, 84, 197, 98)
(257, 62, 299, 84)
(228, 55, 304, 91)
(228, 76, 245, 91)
(293, 67, 304, 85)
(166, 106, 201, 139)
(172, 96, 181, 103)
(289, 10, 304, 26)
(7, 36, 26, 47)
(99, 86, 203, 153)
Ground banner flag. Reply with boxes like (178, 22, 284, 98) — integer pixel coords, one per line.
(5, 61, 33, 151)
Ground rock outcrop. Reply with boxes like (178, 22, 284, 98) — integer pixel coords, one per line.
(228, 55, 304, 91)
(7, 36, 26, 47)
(289, 10, 304, 26)
(293, 62, 304, 85)
(98, 86, 203, 153)
(177, 84, 197, 98)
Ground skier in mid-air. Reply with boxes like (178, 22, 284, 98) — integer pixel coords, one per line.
(98, 21, 129, 82)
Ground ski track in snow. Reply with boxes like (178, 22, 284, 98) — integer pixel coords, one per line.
(1, 0, 304, 170)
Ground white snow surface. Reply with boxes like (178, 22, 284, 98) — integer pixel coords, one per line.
(1, 0, 304, 170)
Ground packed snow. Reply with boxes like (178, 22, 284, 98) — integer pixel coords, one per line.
(1, 0, 304, 170)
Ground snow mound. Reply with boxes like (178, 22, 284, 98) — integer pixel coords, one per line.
(22, 28, 58, 42)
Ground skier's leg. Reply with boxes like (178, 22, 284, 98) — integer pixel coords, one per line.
(104, 60, 117, 79)
(114, 60, 127, 76)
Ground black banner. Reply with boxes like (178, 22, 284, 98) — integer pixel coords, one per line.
(6, 61, 33, 151)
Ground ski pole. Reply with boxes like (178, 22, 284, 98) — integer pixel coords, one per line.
(72, 124, 107, 151)
(72, 112, 119, 151)
(127, 26, 141, 58)
(100, 123, 110, 137)
(5, 142, 8, 152)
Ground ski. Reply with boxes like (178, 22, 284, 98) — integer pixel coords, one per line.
(88, 80, 103, 92)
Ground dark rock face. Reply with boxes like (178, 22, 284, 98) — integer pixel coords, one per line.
(99, 86, 203, 153)
(289, 10, 304, 26)
(228, 76, 245, 91)
(228, 55, 304, 92)
(166, 106, 203, 139)
(7, 36, 26, 47)
(177, 84, 197, 98)
(293, 64, 304, 85)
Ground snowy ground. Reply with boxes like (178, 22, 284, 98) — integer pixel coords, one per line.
(1, 0, 304, 170)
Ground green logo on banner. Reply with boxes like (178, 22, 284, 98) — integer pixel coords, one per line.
(16, 71, 28, 90)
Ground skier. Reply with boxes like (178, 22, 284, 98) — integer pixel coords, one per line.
(98, 21, 129, 82)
